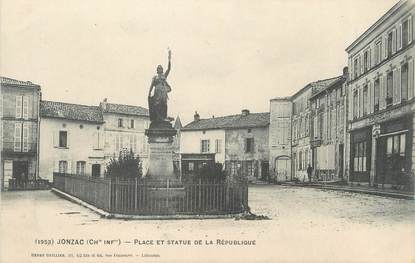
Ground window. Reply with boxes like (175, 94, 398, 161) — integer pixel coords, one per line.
(215, 139, 222, 153)
(387, 31, 393, 58)
(76, 161, 86, 176)
(298, 151, 303, 170)
(375, 41, 382, 65)
(230, 162, 237, 176)
(374, 79, 380, 112)
(14, 123, 22, 152)
(201, 139, 210, 153)
(401, 63, 408, 101)
(363, 86, 368, 116)
(364, 50, 370, 72)
(402, 19, 409, 48)
(353, 142, 367, 172)
(386, 71, 393, 107)
(386, 134, 406, 157)
(118, 118, 123, 127)
(353, 58, 359, 79)
(353, 90, 358, 119)
(130, 120, 135, 129)
(188, 162, 194, 171)
(59, 131, 68, 148)
(59, 161, 68, 174)
(245, 138, 254, 153)
(247, 129, 252, 133)
(246, 161, 254, 177)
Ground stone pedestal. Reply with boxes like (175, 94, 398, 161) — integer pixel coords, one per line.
(145, 121, 185, 213)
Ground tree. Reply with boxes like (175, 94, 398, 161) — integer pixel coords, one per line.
(105, 149, 142, 179)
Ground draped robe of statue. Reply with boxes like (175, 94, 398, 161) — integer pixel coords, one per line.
(148, 62, 171, 123)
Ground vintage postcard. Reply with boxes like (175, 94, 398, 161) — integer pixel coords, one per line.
(1, 0, 414, 262)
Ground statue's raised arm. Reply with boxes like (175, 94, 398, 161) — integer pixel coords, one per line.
(165, 49, 171, 78)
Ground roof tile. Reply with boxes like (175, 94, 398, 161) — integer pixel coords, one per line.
(40, 100, 104, 123)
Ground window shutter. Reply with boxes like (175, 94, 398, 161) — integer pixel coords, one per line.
(398, 23, 402, 50)
(22, 123, 29, 152)
(409, 16, 413, 44)
(14, 123, 22, 152)
(368, 48, 372, 69)
(392, 28, 397, 54)
(359, 55, 363, 76)
(22, 96, 29, 119)
(409, 59, 414, 99)
(393, 68, 398, 105)
(53, 130, 58, 147)
(15, 96, 22, 118)
(384, 36, 388, 59)
(66, 131, 70, 148)
(396, 68, 401, 104)
(368, 81, 373, 114)
(93, 131, 98, 149)
(379, 75, 386, 110)
(200, 140, 203, 153)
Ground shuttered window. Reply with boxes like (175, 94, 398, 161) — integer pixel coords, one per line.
(22, 123, 29, 152)
(15, 96, 22, 118)
(374, 79, 380, 112)
(14, 123, 22, 152)
(386, 71, 394, 107)
(22, 96, 29, 119)
(402, 63, 408, 101)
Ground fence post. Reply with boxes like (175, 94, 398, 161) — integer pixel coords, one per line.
(108, 178, 112, 212)
(198, 177, 202, 211)
(166, 178, 170, 211)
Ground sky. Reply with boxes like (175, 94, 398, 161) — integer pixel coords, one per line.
(0, 0, 398, 124)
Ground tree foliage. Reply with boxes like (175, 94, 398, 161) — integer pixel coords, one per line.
(105, 149, 142, 179)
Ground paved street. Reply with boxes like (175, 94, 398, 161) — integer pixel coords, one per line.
(1, 185, 414, 263)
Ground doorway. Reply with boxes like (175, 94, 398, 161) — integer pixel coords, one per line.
(91, 164, 101, 177)
(13, 161, 29, 186)
(261, 161, 269, 181)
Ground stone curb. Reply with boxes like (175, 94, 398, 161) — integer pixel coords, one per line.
(280, 183, 414, 200)
(51, 188, 243, 220)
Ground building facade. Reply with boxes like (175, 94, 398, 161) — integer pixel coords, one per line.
(269, 97, 292, 182)
(1, 77, 41, 190)
(310, 70, 348, 181)
(39, 101, 105, 181)
(99, 99, 150, 174)
(345, 0, 414, 189)
(181, 110, 270, 181)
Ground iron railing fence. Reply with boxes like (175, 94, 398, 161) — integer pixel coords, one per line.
(53, 173, 248, 216)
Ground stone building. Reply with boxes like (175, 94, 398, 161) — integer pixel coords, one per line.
(269, 97, 292, 182)
(345, 0, 414, 189)
(39, 101, 105, 181)
(1, 77, 41, 190)
(291, 77, 342, 181)
(310, 69, 348, 181)
(99, 99, 150, 174)
(181, 110, 270, 181)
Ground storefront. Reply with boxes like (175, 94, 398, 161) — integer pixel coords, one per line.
(350, 127, 372, 183)
(375, 116, 412, 187)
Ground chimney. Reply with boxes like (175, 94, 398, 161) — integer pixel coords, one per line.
(101, 98, 108, 111)
(194, 111, 200, 122)
(342, 66, 349, 78)
(241, 109, 250, 116)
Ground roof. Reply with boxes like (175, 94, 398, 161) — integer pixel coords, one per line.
(291, 76, 343, 100)
(345, 0, 409, 52)
(101, 102, 149, 116)
(310, 76, 346, 99)
(183, 112, 270, 131)
(40, 100, 104, 123)
(0, 76, 40, 87)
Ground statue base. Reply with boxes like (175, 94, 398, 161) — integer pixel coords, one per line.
(145, 121, 185, 213)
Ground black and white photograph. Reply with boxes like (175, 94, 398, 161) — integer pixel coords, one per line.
(1, 0, 414, 262)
